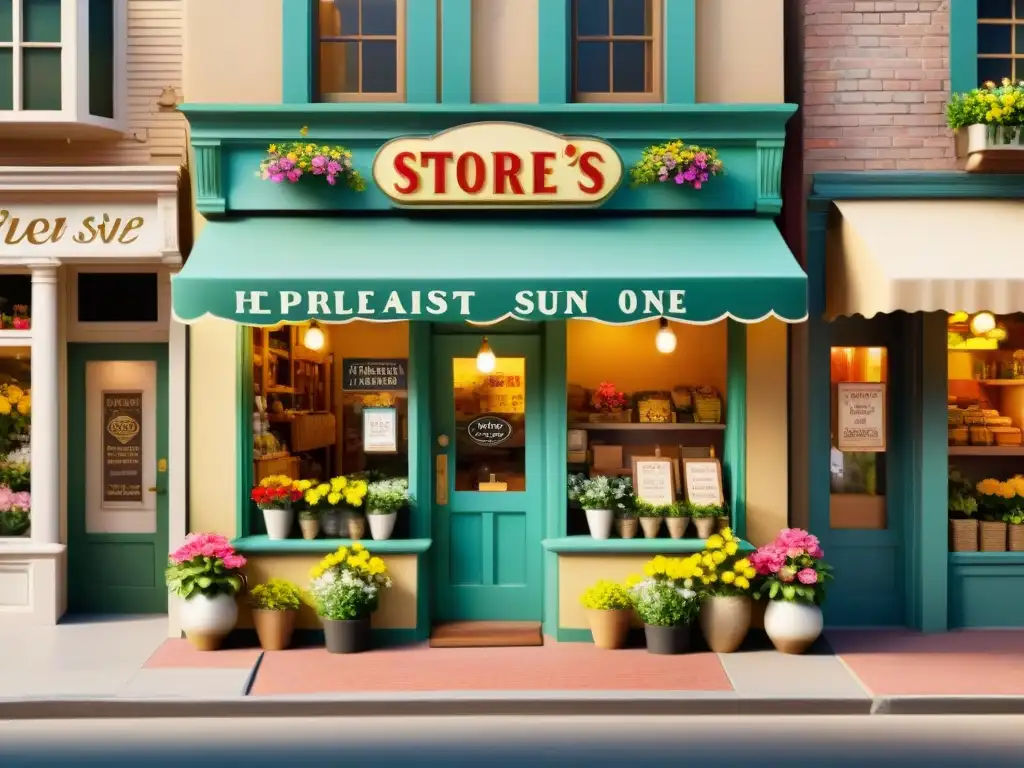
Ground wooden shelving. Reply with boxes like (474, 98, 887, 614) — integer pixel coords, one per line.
(570, 422, 726, 431)
(949, 446, 1024, 457)
(979, 379, 1024, 387)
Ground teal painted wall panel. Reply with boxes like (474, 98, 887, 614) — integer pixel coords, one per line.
(664, 0, 696, 103)
(542, 321, 568, 636)
(950, 562, 1024, 628)
(950, 0, 978, 94)
(725, 321, 746, 537)
(282, 0, 313, 103)
(537, 0, 570, 103)
(440, 0, 472, 103)
(406, 0, 439, 103)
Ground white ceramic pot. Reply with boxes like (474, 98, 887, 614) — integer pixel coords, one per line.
(368, 511, 397, 540)
(585, 508, 614, 540)
(179, 592, 239, 651)
(262, 507, 293, 540)
(763, 600, 823, 655)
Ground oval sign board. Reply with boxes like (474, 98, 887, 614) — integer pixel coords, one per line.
(107, 414, 140, 445)
(467, 415, 513, 447)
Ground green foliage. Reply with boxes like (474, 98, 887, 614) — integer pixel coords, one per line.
(579, 579, 631, 610)
(664, 501, 688, 518)
(0, 508, 29, 536)
(312, 580, 378, 621)
(568, 473, 633, 513)
(947, 79, 1024, 130)
(0, 462, 29, 492)
(686, 501, 724, 519)
(366, 478, 410, 515)
(165, 557, 243, 600)
(630, 579, 700, 627)
(635, 500, 674, 518)
(250, 578, 302, 611)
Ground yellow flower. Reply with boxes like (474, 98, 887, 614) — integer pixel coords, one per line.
(327, 491, 341, 505)
(734, 558, 751, 572)
(305, 144, 314, 154)
(5, 385, 22, 404)
(295, 479, 313, 492)
(705, 534, 724, 550)
(330, 476, 347, 492)
(16, 395, 30, 415)
(734, 576, 750, 590)
(721, 570, 736, 584)
(625, 574, 643, 588)
(998, 482, 1017, 499)
(304, 489, 321, 505)
(0, 396, 11, 415)
(286, 152, 299, 162)
(352, 542, 365, 552)
(724, 541, 739, 556)
(300, 125, 309, 137)
(977, 478, 1002, 496)
(368, 556, 386, 574)
(702, 554, 715, 569)
(268, 144, 278, 153)
(692, 567, 703, 578)
(316, 483, 330, 495)
(711, 550, 726, 565)
(743, 568, 756, 579)
(720, 527, 734, 541)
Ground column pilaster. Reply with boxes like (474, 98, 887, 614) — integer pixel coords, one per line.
(29, 265, 59, 545)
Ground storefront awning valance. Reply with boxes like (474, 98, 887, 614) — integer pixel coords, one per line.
(828, 200, 1024, 320)
(172, 217, 807, 325)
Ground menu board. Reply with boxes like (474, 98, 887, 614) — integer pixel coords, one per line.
(683, 458, 724, 507)
(632, 457, 675, 505)
(103, 391, 143, 503)
(343, 358, 407, 391)
(836, 382, 886, 452)
(363, 407, 398, 453)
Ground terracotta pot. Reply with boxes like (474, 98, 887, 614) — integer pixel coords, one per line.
(764, 600, 822, 655)
(643, 623, 692, 655)
(587, 608, 631, 650)
(693, 517, 717, 539)
(252, 608, 297, 651)
(665, 517, 690, 539)
(346, 511, 367, 540)
(1010, 524, 1024, 552)
(179, 593, 238, 651)
(323, 616, 372, 654)
(615, 517, 638, 539)
(949, 518, 978, 552)
(639, 516, 663, 539)
(980, 520, 1007, 552)
(699, 595, 752, 653)
(299, 518, 319, 540)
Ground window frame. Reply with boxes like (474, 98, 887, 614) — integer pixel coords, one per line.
(951, 0, 981, 93)
(976, 1, 1024, 84)
(571, 0, 663, 104)
(316, 0, 407, 104)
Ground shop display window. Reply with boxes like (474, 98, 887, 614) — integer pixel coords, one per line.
(77, 272, 158, 323)
(0, 345, 31, 538)
(829, 346, 887, 530)
(0, 275, 31, 330)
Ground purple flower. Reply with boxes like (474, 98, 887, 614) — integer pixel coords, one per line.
(326, 173, 337, 186)
(663, 156, 677, 170)
(278, 158, 294, 171)
(311, 155, 328, 174)
(286, 168, 302, 182)
(270, 172, 286, 183)
(327, 160, 342, 175)
(694, 152, 708, 169)
(674, 171, 685, 184)
(683, 166, 697, 182)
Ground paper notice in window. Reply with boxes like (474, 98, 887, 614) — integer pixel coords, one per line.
(837, 382, 886, 452)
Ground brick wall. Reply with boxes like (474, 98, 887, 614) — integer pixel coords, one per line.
(804, 0, 956, 173)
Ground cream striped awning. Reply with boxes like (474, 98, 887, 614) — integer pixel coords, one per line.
(827, 200, 1024, 320)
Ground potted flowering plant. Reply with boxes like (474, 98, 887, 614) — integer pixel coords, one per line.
(311, 476, 345, 537)
(614, 503, 638, 539)
(750, 528, 833, 654)
(250, 475, 302, 540)
(366, 477, 410, 541)
(664, 500, 690, 539)
(696, 528, 758, 653)
(579, 579, 633, 650)
(249, 578, 303, 651)
(947, 79, 1024, 152)
(165, 533, 247, 651)
(948, 469, 979, 552)
(308, 542, 392, 653)
(260, 128, 366, 190)
(0, 485, 30, 536)
(568, 473, 633, 540)
(630, 141, 724, 190)
(589, 381, 630, 423)
(626, 555, 702, 654)
(340, 475, 370, 540)
(975, 476, 1024, 552)
(10, 305, 29, 330)
(0, 382, 31, 456)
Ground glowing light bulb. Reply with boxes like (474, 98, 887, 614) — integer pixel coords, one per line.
(969, 312, 996, 336)
(303, 321, 325, 351)
(476, 336, 496, 373)
(655, 318, 677, 354)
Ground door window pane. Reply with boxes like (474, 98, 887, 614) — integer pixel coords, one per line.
(361, 40, 397, 93)
(452, 358, 525, 492)
(0, 345, 32, 538)
(576, 0, 609, 36)
(23, 0, 61, 43)
(0, 0, 12, 42)
(361, 0, 397, 35)
(612, 41, 647, 92)
(0, 48, 12, 109)
(22, 47, 61, 110)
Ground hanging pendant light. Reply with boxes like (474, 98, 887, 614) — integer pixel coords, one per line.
(655, 317, 677, 354)
(969, 312, 996, 336)
(476, 336, 496, 373)
(303, 319, 326, 351)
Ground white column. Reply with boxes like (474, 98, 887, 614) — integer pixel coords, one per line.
(30, 266, 60, 545)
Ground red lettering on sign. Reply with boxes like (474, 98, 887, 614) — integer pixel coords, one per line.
(532, 151, 557, 194)
(492, 152, 524, 195)
(456, 152, 486, 194)
(393, 151, 419, 194)
(577, 151, 605, 195)
(421, 151, 454, 194)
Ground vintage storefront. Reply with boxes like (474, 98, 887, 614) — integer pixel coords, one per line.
(171, 104, 806, 642)
(0, 166, 185, 625)
(808, 171, 1024, 632)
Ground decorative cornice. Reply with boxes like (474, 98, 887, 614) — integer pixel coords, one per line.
(811, 171, 1024, 201)
(0, 165, 181, 193)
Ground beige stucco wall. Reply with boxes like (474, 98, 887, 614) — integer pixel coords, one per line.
(471, 0, 539, 103)
(559, 555, 649, 629)
(696, 0, 784, 103)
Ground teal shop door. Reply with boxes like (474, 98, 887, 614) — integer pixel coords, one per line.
(67, 344, 169, 614)
(432, 335, 543, 622)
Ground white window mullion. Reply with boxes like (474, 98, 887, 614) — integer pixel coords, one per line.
(62, 0, 79, 118)
(11, 0, 21, 111)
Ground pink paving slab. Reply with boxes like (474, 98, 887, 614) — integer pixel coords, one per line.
(828, 630, 1024, 696)
(250, 644, 733, 696)
(144, 639, 262, 669)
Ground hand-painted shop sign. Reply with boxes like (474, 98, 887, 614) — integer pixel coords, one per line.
(372, 122, 624, 208)
(342, 358, 407, 391)
(467, 415, 513, 447)
(102, 391, 144, 503)
(0, 204, 164, 258)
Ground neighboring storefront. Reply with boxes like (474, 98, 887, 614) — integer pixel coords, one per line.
(0, 166, 185, 626)
(173, 106, 807, 642)
(807, 171, 1024, 632)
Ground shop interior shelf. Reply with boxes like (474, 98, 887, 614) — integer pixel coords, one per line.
(0, 329, 31, 345)
(978, 380, 1024, 387)
(542, 536, 753, 553)
(569, 422, 726, 431)
(231, 535, 432, 554)
(948, 446, 1024, 457)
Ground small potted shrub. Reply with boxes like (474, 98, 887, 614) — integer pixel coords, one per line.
(614, 505, 638, 539)
(309, 542, 391, 654)
(627, 555, 702, 655)
(697, 528, 757, 653)
(166, 533, 247, 651)
(948, 470, 978, 552)
(341, 477, 370, 540)
(947, 79, 1024, 153)
(317, 476, 348, 538)
(568, 473, 633, 540)
(0, 486, 30, 536)
(688, 502, 721, 539)
(751, 528, 833, 654)
(635, 500, 666, 539)
(579, 579, 633, 649)
(249, 578, 302, 651)
(975, 477, 1017, 552)
(260, 132, 367, 189)
(664, 501, 690, 539)
(366, 478, 410, 541)
(250, 475, 301, 540)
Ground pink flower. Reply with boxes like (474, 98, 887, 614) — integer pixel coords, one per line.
(750, 545, 787, 575)
(774, 528, 825, 560)
(222, 553, 247, 570)
(797, 568, 818, 585)
(778, 565, 797, 583)
(169, 532, 245, 568)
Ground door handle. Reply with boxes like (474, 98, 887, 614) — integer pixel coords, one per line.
(148, 486, 158, 492)
(435, 454, 448, 506)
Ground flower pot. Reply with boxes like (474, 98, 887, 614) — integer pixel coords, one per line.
(346, 511, 367, 540)
(368, 511, 398, 541)
(763, 600, 822, 655)
(587, 608, 631, 650)
(252, 608, 297, 651)
(585, 508, 614, 540)
(665, 517, 690, 539)
(1010, 524, 1024, 552)
(693, 518, 716, 539)
(322, 616, 372, 654)
(262, 507, 293, 540)
(299, 518, 320, 540)
(320, 509, 343, 538)
(980, 520, 1008, 552)
(639, 517, 663, 539)
(179, 592, 238, 651)
(949, 518, 978, 552)
(968, 122, 1024, 152)
(699, 595, 752, 653)
(643, 623, 692, 655)
(615, 517, 638, 539)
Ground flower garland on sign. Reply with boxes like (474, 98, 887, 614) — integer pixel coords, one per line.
(631, 141, 723, 190)
(260, 127, 366, 190)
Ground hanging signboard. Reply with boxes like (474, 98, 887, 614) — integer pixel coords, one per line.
(683, 458, 724, 507)
(467, 415, 513, 447)
(836, 382, 886, 452)
(343, 358, 407, 391)
(102, 391, 144, 503)
(363, 407, 398, 453)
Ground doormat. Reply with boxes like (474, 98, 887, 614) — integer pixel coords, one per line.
(429, 621, 544, 648)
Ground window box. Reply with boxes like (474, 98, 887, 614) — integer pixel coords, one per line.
(0, 0, 125, 138)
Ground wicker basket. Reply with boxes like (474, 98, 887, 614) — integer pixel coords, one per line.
(1010, 524, 1024, 552)
(980, 520, 1008, 552)
(949, 427, 969, 446)
(992, 427, 1023, 446)
(970, 426, 994, 445)
(949, 518, 978, 552)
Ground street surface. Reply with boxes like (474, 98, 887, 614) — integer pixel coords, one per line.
(1, 715, 1023, 766)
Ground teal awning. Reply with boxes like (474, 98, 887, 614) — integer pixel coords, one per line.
(172, 217, 807, 325)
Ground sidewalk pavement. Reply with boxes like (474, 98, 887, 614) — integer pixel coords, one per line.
(2, 617, 1024, 718)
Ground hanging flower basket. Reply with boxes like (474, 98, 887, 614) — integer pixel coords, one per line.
(630, 141, 723, 190)
(259, 127, 366, 190)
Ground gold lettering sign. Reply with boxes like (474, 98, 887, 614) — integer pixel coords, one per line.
(0, 210, 144, 246)
(103, 391, 144, 503)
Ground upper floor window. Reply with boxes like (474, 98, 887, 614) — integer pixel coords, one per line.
(572, 0, 661, 103)
(977, 0, 1024, 83)
(318, 0, 404, 102)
